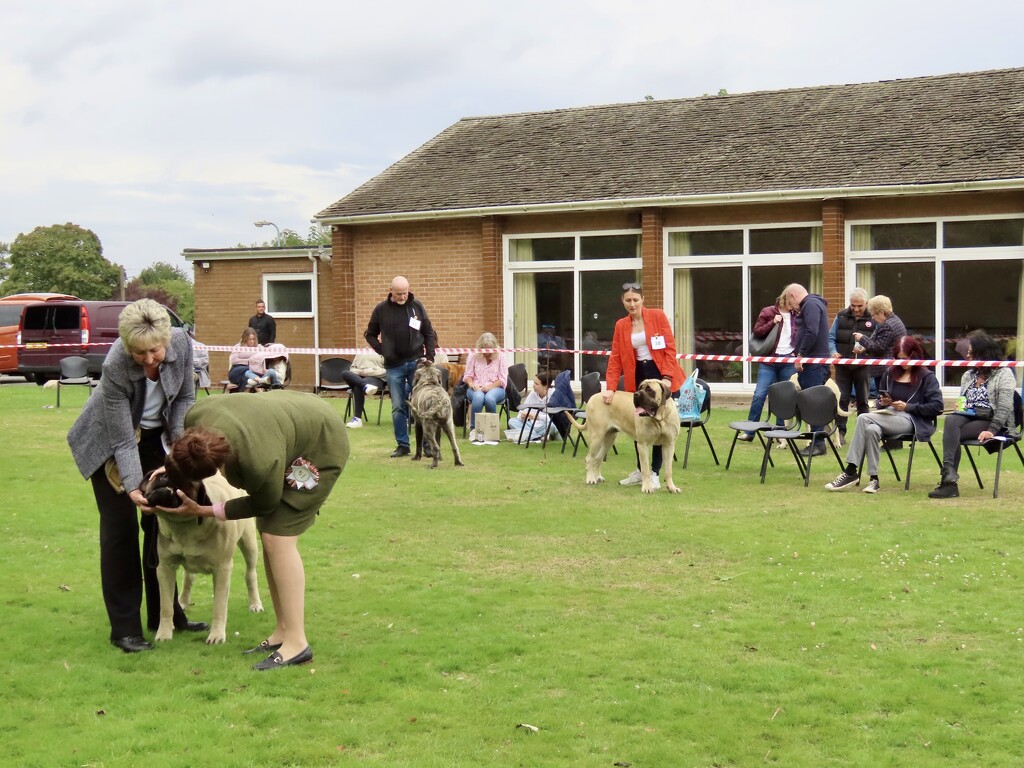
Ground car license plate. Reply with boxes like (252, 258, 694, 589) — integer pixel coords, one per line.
(25, 342, 48, 349)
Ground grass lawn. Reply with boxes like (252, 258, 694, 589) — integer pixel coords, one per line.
(3, 382, 1024, 767)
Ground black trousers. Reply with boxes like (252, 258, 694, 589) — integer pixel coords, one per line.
(91, 428, 186, 639)
(834, 363, 871, 435)
(632, 359, 680, 474)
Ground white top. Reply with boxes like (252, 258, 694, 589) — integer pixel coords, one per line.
(631, 330, 652, 361)
(776, 313, 795, 355)
(140, 376, 166, 429)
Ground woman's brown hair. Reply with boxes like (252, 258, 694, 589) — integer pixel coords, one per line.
(166, 427, 233, 485)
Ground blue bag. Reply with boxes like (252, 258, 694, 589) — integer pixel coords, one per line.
(677, 368, 706, 421)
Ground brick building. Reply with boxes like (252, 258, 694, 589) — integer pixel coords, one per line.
(186, 67, 1024, 391)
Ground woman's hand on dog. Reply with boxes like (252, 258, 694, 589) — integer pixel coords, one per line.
(158, 491, 212, 518)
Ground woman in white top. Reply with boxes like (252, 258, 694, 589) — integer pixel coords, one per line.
(739, 289, 797, 440)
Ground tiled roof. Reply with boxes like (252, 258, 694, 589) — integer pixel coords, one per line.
(317, 68, 1024, 221)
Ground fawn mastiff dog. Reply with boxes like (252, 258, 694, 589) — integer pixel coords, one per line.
(410, 359, 465, 469)
(567, 379, 681, 494)
(144, 470, 263, 644)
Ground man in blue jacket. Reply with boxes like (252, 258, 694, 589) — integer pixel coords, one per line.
(787, 284, 830, 456)
(364, 276, 437, 458)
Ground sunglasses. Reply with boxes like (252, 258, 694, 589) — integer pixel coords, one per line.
(622, 282, 643, 292)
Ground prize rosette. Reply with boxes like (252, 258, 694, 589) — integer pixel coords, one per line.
(285, 457, 320, 491)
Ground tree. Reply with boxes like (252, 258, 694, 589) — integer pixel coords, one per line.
(239, 223, 331, 249)
(125, 260, 195, 324)
(6, 223, 121, 299)
(0, 241, 10, 295)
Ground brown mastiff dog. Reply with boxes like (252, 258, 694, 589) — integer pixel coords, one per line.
(566, 379, 681, 493)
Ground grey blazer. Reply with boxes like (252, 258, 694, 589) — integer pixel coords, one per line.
(68, 327, 195, 494)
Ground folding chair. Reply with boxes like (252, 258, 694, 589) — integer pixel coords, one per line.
(761, 385, 844, 486)
(961, 390, 1024, 498)
(56, 356, 95, 407)
(316, 357, 352, 397)
(501, 363, 528, 427)
(726, 380, 798, 470)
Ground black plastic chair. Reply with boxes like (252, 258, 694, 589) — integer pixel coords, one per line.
(726, 380, 798, 470)
(501, 363, 529, 427)
(961, 390, 1024, 498)
(56, 355, 95, 407)
(316, 358, 352, 396)
(761, 385, 844, 486)
(678, 378, 719, 468)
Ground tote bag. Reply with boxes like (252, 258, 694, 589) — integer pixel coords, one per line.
(677, 368, 706, 421)
(749, 323, 780, 356)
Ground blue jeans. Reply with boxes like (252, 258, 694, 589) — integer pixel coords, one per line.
(467, 387, 506, 428)
(746, 360, 797, 432)
(386, 359, 419, 448)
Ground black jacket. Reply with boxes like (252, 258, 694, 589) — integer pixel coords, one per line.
(878, 366, 944, 440)
(249, 313, 276, 345)
(831, 307, 874, 357)
(364, 292, 436, 367)
(793, 294, 829, 358)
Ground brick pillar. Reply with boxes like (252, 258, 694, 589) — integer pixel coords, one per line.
(481, 216, 503, 335)
(641, 208, 664, 307)
(331, 225, 356, 347)
(821, 200, 845, 311)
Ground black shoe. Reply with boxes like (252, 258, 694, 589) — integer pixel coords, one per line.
(928, 482, 960, 499)
(176, 620, 210, 632)
(242, 639, 283, 655)
(799, 443, 827, 457)
(112, 635, 154, 653)
(736, 433, 754, 442)
(253, 645, 314, 671)
(390, 445, 410, 458)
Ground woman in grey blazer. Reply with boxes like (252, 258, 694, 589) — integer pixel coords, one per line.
(68, 299, 205, 653)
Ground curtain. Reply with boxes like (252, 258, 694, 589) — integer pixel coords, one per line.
(674, 268, 695, 376)
(514, 273, 538, 374)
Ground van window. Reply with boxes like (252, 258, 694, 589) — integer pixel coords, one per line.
(21, 306, 81, 331)
(0, 306, 23, 326)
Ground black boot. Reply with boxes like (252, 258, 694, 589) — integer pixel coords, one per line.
(928, 481, 959, 499)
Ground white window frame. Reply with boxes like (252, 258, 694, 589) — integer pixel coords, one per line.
(663, 221, 824, 390)
(262, 272, 316, 319)
(503, 229, 643, 359)
(846, 213, 1024, 390)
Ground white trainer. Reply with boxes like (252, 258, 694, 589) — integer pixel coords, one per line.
(346, 417, 362, 429)
(469, 429, 478, 442)
(364, 384, 378, 396)
(649, 474, 661, 490)
(619, 469, 643, 486)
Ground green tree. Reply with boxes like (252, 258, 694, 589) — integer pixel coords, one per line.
(6, 223, 121, 299)
(239, 223, 331, 249)
(125, 260, 195, 324)
(0, 241, 11, 295)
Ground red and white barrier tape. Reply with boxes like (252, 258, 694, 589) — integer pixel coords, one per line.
(4, 341, 1022, 368)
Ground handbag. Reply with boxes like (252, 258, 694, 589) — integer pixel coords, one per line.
(749, 323, 780, 356)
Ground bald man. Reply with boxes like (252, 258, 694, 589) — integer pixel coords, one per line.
(364, 276, 437, 457)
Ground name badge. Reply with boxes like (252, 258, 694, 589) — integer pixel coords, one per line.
(650, 335, 666, 350)
(409, 316, 422, 330)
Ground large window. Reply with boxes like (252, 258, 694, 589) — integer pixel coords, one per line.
(264, 274, 314, 317)
(506, 231, 640, 378)
(667, 224, 822, 384)
(849, 215, 1024, 386)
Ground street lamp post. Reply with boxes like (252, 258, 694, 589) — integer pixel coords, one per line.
(254, 220, 282, 247)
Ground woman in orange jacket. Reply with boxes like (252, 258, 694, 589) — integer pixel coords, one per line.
(603, 282, 685, 488)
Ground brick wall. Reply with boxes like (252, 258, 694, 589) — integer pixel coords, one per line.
(821, 200, 846, 312)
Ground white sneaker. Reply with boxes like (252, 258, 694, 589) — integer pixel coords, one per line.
(245, 379, 257, 389)
(469, 429, 478, 442)
(260, 376, 271, 387)
(364, 384, 378, 396)
(346, 417, 362, 429)
(619, 469, 643, 486)
(649, 475, 661, 490)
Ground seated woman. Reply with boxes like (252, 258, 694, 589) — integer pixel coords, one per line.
(228, 328, 261, 391)
(246, 343, 289, 390)
(929, 332, 1017, 499)
(341, 351, 387, 428)
(505, 371, 559, 444)
(463, 332, 508, 443)
(825, 335, 943, 494)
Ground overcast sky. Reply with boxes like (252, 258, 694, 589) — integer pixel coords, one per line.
(1, 0, 1021, 278)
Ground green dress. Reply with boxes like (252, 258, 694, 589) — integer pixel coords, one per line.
(185, 390, 349, 536)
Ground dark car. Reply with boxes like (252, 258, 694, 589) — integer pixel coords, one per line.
(0, 293, 80, 378)
(17, 300, 187, 384)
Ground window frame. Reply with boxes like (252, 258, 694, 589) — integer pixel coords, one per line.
(262, 272, 316, 319)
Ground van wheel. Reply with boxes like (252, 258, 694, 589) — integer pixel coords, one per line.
(34, 375, 51, 386)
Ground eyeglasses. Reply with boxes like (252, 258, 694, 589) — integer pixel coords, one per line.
(622, 282, 642, 292)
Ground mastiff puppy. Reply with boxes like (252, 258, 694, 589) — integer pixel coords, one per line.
(566, 378, 681, 494)
(144, 470, 263, 644)
(410, 358, 465, 469)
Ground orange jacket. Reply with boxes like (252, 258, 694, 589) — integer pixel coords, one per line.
(605, 307, 684, 393)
